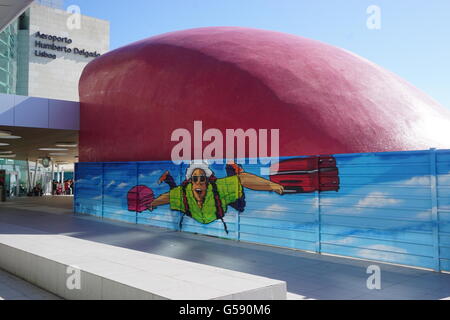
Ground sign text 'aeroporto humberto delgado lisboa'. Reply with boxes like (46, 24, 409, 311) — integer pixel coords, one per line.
(34, 31, 102, 60)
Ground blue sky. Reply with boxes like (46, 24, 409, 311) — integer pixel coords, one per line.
(65, 0, 450, 109)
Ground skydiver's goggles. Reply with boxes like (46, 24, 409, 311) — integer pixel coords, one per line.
(191, 175, 207, 183)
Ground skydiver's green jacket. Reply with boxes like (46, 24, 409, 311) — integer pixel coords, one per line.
(169, 176, 243, 224)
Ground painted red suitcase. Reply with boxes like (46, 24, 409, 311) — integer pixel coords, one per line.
(127, 185, 154, 212)
(269, 156, 339, 193)
(271, 156, 336, 172)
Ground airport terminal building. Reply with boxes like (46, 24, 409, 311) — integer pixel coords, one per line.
(1, 0, 109, 101)
(0, 0, 109, 196)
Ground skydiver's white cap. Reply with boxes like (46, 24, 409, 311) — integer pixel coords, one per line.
(186, 160, 213, 180)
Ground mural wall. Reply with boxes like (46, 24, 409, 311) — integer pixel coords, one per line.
(75, 149, 450, 272)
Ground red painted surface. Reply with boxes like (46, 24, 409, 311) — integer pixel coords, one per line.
(127, 185, 154, 212)
(79, 27, 450, 162)
(269, 157, 339, 193)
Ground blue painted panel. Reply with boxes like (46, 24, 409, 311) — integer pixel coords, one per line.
(135, 162, 184, 233)
(240, 224, 316, 242)
(337, 175, 430, 187)
(137, 213, 180, 229)
(336, 164, 430, 176)
(437, 175, 450, 187)
(321, 151, 440, 269)
(321, 225, 433, 245)
(438, 187, 450, 199)
(321, 197, 431, 211)
(180, 220, 236, 239)
(321, 234, 433, 257)
(440, 246, 450, 259)
(240, 232, 316, 252)
(438, 197, 450, 211)
(321, 243, 435, 269)
(334, 151, 430, 164)
(74, 163, 102, 217)
(321, 215, 432, 232)
(74, 200, 102, 217)
(437, 165, 450, 174)
(103, 212, 136, 224)
(438, 217, 450, 233)
(441, 259, 450, 271)
(323, 186, 430, 198)
(320, 206, 431, 222)
(74, 149, 450, 272)
(439, 234, 450, 246)
(240, 216, 317, 232)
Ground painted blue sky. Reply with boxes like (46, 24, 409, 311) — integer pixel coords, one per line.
(63, 0, 450, 109)
(75, 151, 450, 270)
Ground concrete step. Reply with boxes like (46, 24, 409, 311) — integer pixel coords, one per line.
(0, 224, 286, 300)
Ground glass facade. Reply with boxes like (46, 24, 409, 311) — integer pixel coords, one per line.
(0, 159, 59, 197)
(0, 20, 18, 94)
(0, 159, 30, 197)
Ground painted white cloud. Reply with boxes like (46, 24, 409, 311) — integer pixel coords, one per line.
(415, 210, 431, 220)
(105, 180, 115, 189)
(357, 192, 402, 207)
(438, 173, 450, 185)
(139, 170, 163, 180)
(265, 204, 290, 212)
(331, 237, 357, 245)
(103, 181, 130, 190)
(402, 176, 429, 186)
(113, 210, 130, 215)
(117, 182, 129, 189)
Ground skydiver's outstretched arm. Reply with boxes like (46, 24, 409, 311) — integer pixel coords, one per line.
(149, 192, 170, 211)
(238, 172, 284, 195)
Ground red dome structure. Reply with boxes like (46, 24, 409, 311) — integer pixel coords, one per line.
(79, 27, 450, 162)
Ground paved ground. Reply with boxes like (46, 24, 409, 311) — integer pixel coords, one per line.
(1, 196, 450, 300)
(0, 268, 60, 300)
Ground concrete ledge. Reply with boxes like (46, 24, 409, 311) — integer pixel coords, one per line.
(0, 227, 286, 300)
